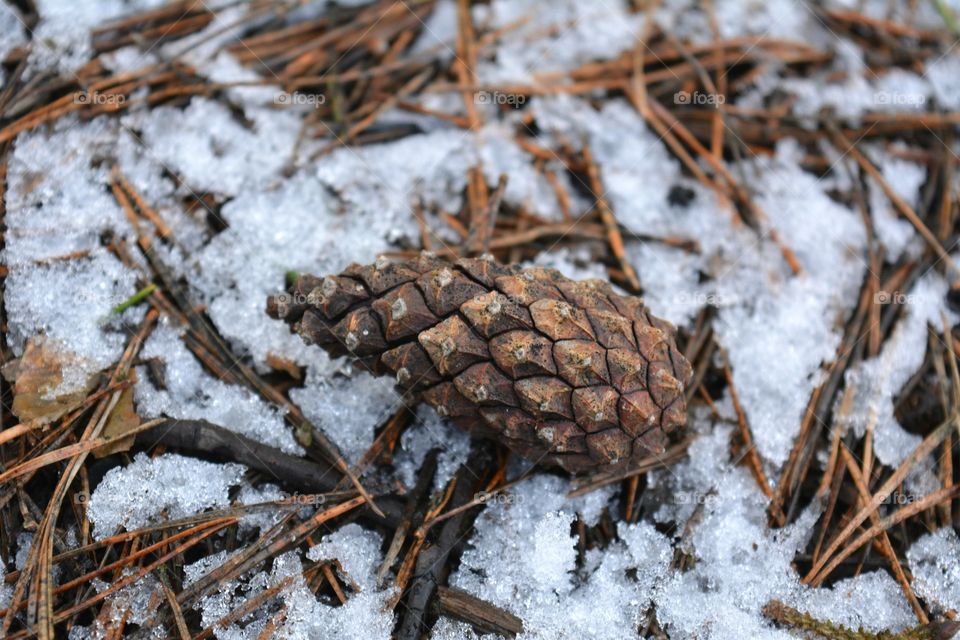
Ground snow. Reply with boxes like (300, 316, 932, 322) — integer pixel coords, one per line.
(649, 407, 915, 639)
(731, 24, 936, 124)
(3, 118, 133, 257)
(86, 452, 246, 539)
(4, 251, 141, 394)
(131, 97, 301, 197)
(472, 0, 645, 84)
(868, 144, 927, 262)
(907, 528, 960, 615)
(410, 0, 458, 59)
(764, 42, 932, 123)
(236, 482, 288, 534)
(187, 170, 345, 367)
(442, 474, 662, 640)
(291, 364, 399, 464)
(828, 0, 960, 29)
(185, 526, 394, 640)
(927, 53, 960, 110)
(68, 572, 167, 640)
(836, 273, 955, 467)
(135, 322, 303, 454)
(709, 142, 866, 467)
(0, 3, 26, 88)
(26, 0, 168, 76)
(159, 4, 252, 70)
(393, 404, 472, 491)
(270, 525, 396, 640)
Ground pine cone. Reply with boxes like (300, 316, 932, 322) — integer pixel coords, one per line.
(267, 255, 692, 473)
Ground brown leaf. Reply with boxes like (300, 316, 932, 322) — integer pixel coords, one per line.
(11, 336, 98, 426)
(95, 380, 141, 458)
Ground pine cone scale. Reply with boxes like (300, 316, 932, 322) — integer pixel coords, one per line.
(268, 255, 693, 473)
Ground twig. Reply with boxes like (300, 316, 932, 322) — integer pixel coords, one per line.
(435, 586, 523, 638)
(762, 600, 956, 640)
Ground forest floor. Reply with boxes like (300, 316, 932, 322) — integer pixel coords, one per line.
(2, 1, 960, 638)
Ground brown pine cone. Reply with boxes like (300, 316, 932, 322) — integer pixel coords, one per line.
(267, 254, 692, 474)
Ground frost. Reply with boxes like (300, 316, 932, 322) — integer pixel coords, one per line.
(907, 528, 960, 614)
(5, 2, 957, 636)
(27, 1, 167, 76)
(68, 571, 167, 640)
(394, 405, 472, 491)
(189, 526, 394, 639)
(837, 274, 954, 467)
(291, 364, 399, 464)
(927, 54, 960, 110)
(87, 452, 246, 539)
(131, 97, 301, 196)
(236, 482, 287, 534)
(134, 322, 302, 454)
(446, 474, 664, 640)
(473, 0, 644, 84)
(652, 412, 915, 639)
(867, 145, 925, 261)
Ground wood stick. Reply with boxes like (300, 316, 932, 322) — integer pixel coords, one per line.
(435, 586, 523, 638)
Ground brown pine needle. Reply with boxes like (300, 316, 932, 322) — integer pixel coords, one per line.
(806, 415, 959, 585)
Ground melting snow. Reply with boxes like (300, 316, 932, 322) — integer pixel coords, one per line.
(87, 452, 246, 539)
(5, 0, 959, 637)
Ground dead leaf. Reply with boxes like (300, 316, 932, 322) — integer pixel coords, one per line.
(12, 336, 98, 426)
(95, 379, 141, 458)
